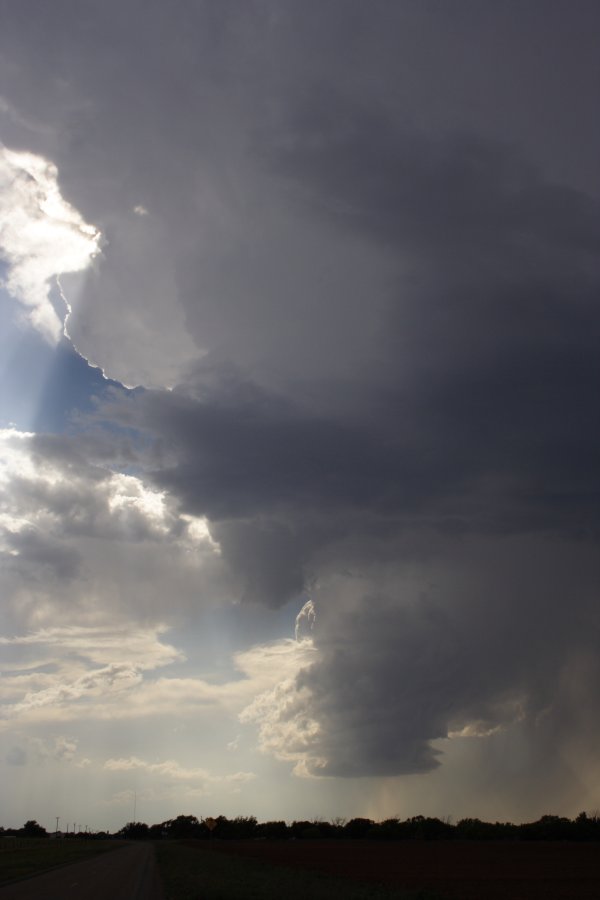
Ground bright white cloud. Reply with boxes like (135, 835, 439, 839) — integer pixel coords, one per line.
(0, 428, 222, 630)
(0, 428, 194, 544)
(0, 624, 184, 669)
(3, 664, 143, 718)
(0, 145, 100, 341)
(239, 638, 323, 777)
(104, 755, 255, 791)
(294, 598, 316, 641)
(234, 635, 324, 776)
(0, 620, 317, 744)
(0, 428, 219, 549)
(0, 141, 196, 389)
(0, 622, 185, 727)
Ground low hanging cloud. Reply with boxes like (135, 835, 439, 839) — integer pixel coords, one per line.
(238, 537, 600, 790)
(0, 145, 100, 341)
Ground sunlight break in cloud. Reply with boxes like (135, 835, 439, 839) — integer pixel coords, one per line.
(0, 427, 219, 569)
(0, 624, 184, 670)
(238, 635, 322, 777)
(0, 145, 100, 340)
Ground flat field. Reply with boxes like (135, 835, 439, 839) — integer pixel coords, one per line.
(158, 841, 436, 900)
(0, 840, 120, 885)
(198, 839, 600, 900)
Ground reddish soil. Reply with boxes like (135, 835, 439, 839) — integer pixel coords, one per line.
(197, 839, 600, 900)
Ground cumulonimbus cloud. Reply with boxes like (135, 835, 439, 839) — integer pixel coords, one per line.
(1, 0, 599, 820)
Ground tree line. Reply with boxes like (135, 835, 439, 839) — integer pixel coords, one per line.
(0, 821, 110, 840)
(4, 812, 600, 842)
(120, 812, 600, 841)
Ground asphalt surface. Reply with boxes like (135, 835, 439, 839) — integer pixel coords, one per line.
(0, 843, 164, 900)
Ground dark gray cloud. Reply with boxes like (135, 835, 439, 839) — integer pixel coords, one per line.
(1, 0, 599, 389)
(297, 537, 600, 777)
(2, 528, 82, 581)
(84, 85, 600, 547)
(92, 97, 600, 775)
(102, 113, 600, 563)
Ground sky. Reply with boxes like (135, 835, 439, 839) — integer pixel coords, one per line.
(0, 0, 599, 833)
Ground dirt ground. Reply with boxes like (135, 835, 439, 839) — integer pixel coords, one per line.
(0, 843, 163, 900)
(199, 839, 600, 900)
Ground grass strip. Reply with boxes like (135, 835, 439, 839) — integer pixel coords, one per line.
(156, 841, 441, 900)
(0, 839, 121, 884)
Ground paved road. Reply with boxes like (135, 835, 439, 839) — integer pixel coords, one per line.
(0, 843, 164, 900)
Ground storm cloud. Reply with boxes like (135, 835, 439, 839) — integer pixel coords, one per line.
(1, 0, 599, 818)
(96, 112, 600, 779)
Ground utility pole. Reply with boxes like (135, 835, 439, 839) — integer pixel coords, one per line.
(55, 816, 60, 835)
(133, 791, 137, 824)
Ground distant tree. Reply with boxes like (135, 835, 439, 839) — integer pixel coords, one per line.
(457, 817, 519, 841)
(231, 816, 258, 839)
(456, 818, 489, 840)
(21, 820, 47, 838)
(343, 817, 373, 839)
(300, 824, 323, 839)
(369, 818, 402, 840)
(257, 820, 289, 840)
(574, 811, 600, 840)
(165, 815, 202, 839)
(119, 821, 149, 840)
(316, 819, 341, 838)
(521, 815, 572, 841)
(289, 820, 312, 839)
(206, 815, 256, 840)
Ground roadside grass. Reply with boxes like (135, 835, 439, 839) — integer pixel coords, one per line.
(156, 841, 442, 900)
(0, 839, 121, 884)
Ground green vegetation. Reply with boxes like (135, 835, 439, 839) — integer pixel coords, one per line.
(156, 841, 440, 900)
(0, 838, 120, 885)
